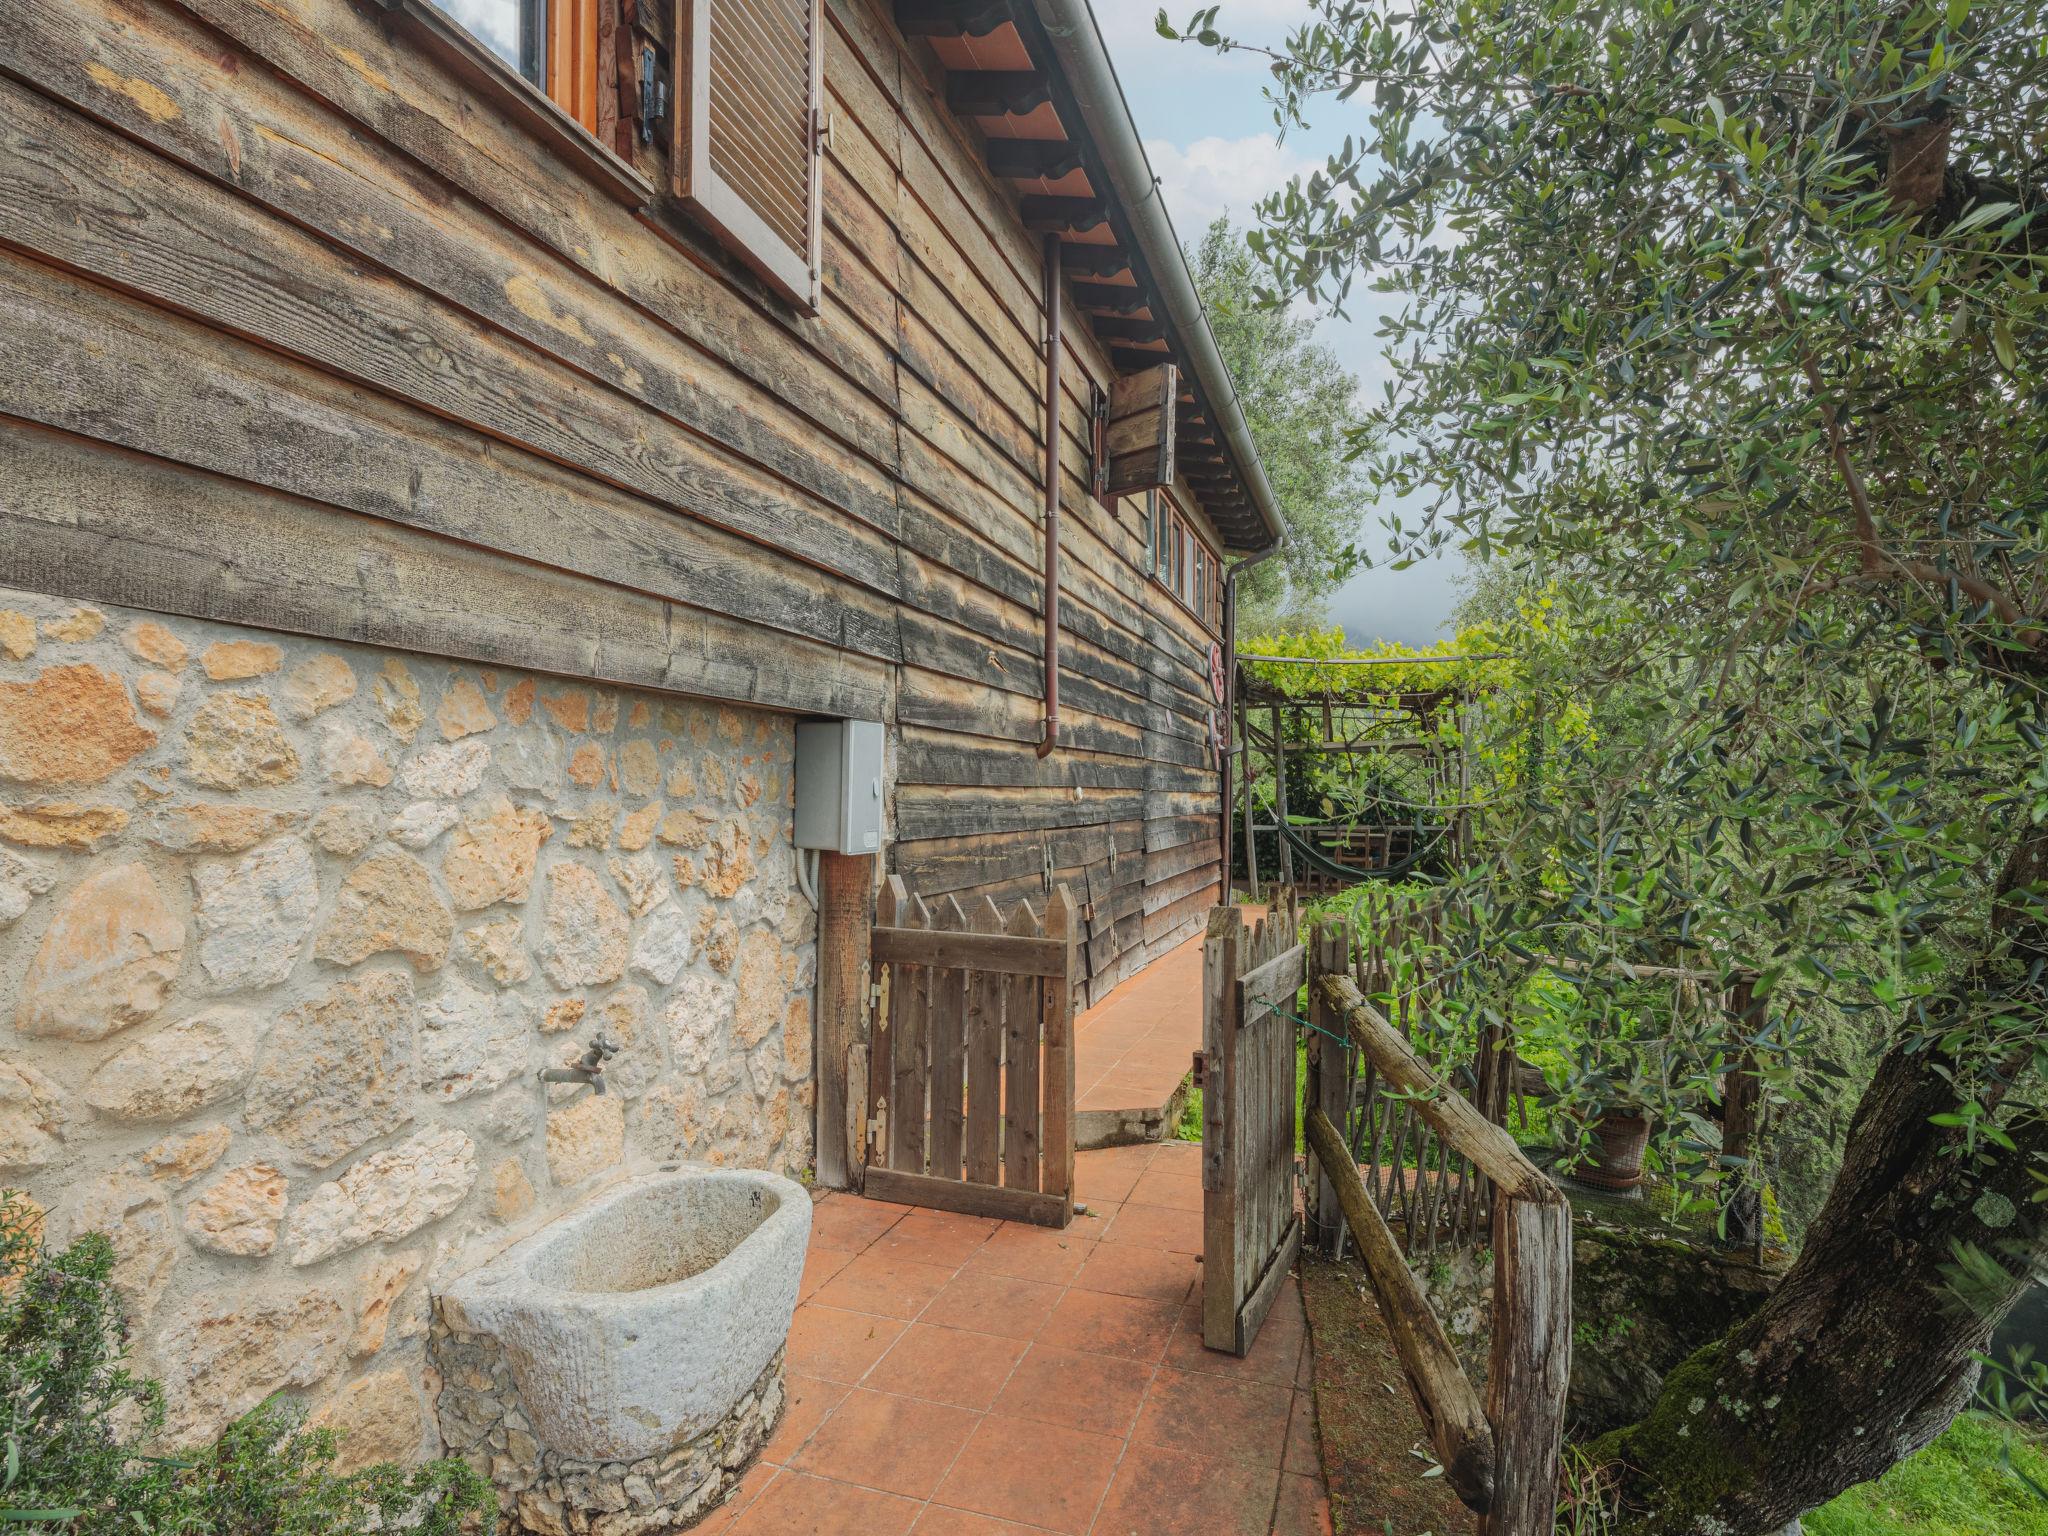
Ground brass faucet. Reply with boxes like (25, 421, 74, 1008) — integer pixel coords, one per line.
(539, 1034, 618, 1095)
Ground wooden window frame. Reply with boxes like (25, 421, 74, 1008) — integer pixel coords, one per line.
(673, 0, 826, 313)
(1144, 491, 1222, 636)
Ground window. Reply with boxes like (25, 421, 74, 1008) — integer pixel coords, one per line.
(444, 0, 600, 132)
(1137, 490, 1219, 632)
(674, 0, 826, 311)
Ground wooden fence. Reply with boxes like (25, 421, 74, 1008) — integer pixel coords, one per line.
(1199, 893, 1305, 1354)
(864, 877, 1078, 1228)
(1306, 923, 1571, 1536)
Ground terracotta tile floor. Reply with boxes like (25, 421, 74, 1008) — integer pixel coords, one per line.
(706, 1140, 1332, 1535)
(1073, 929, 1211, 1119)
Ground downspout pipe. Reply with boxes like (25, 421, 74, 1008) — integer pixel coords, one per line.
(1037, 231, 1063, 760)
(1221, 544, 1282, 894)
(1029, 0, 1286, 552)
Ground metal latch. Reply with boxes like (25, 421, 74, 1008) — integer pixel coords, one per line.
(639, 45, 667, 144)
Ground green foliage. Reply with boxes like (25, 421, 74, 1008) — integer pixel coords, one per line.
(1806, 1416, 2048, 1536)
(0, 1191, 492, 1535)
(1185, 217, 1375, 630)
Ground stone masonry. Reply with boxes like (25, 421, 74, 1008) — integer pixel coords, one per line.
(0, 585, 817, 1460)
(433, 1314, 785, 1535)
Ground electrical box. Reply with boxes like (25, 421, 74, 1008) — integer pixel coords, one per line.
(793, 720, 885, 854)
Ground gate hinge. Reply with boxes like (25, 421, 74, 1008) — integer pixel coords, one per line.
(1190, 1049, 1207, 1088)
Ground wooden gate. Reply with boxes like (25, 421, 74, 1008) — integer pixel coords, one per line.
(863, 877, 1078, 1228)
(1199, 892, 1304, 1354)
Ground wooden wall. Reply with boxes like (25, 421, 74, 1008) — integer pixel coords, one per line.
(0, 0, 1227, 1004)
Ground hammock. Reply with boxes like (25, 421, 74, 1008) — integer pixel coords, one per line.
(1272, 818, 1451, 883)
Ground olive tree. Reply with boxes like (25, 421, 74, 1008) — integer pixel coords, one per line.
(1159, 0, 2048, 1530)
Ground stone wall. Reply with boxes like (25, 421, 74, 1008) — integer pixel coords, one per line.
(0, 584, 817, 1463)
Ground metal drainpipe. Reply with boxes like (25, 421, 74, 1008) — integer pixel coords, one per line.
(1220, 544, 1281, 893)
(1036, 232, 1063, 760)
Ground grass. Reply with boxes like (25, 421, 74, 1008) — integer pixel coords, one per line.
(1806, 1416, 2048, 1536)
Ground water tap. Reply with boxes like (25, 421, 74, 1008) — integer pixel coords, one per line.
(539, 1033, 619, 1095)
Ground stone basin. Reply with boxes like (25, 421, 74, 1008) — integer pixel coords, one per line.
(440, 1165, 810, 1463)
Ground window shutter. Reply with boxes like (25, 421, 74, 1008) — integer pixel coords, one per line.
(1104, 362, 1177, 494)
(673, 0, 824, 311)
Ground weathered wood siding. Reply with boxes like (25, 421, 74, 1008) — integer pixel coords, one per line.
(0, 0, 1224, 1001)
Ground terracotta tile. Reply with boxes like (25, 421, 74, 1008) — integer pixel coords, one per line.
(812, 1252, 959, 1320)
(922, 1269, 1063, 1341)
(789, 1387, 981, 1500)
(1126, 1168, 1205, 1212)
(799, 1247, 854, 1302)
(1270, 1471, 1335, 1536)
(1283, 1391, 1319, 1477)
(1074, 1145, 1154, 1203)
(1101, 1200, 1204, 1255)
(910, 1508, 1042, 1534)
(864, 1322, 1028, 1411)
(1068, 1199, 1118, 1240)
(1038, 1288, 1180, 1362)
(786, 1304, 906, 1384)
(1090, 1445, 1280, 1536)
(965, 1224, 1096, 1285)
(810, 1196, 912, 1253)
(871, 1209, 1001, 1268)
(1131, 1365, 1293, 1466)
(933, 1414, 1122, 1534)
(1072, 1243, 1199, 1305)
(991, 1342, 1150, 1438)
(1164, 1302, 1303, 1387)
(763, 1373, 850, 1463)
(725, 1468, 921, 1534)
(1150, 1139, 1206, 1173)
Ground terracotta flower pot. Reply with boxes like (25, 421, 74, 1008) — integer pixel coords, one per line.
(1576, 1109, 1651, 1189)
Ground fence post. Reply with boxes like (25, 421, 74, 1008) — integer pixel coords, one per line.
(1041, 884, 1078, 1210)
(1306, 920, 1350, 1255)
(1484, 1192, 1573, 1536)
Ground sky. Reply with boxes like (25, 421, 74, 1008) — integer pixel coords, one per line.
(1092, 0, 1468, 647)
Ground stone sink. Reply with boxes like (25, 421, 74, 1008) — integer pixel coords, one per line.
(440, 1165, 810, 1462)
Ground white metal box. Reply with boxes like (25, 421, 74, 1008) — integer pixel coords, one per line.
(792, 719, 884, 854)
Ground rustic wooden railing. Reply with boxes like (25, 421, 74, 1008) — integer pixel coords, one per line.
(1306, 926, 1572, 1536)
(864, 878, 1077, 1228)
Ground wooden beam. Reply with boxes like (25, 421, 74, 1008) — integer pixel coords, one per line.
(815, 852, 874, 1191)
(945, 69, 1051, 115)
(1110, 345, 1173, 374)
(894, 0, 1011, 38)
(872, 924, 1069, 976)
(1021, 194, 1107, 233)
(987, 137, 1084, 180)
(1089, 315, 1167, 344)
(1487, 1197, 1573, 1536)
(1070, 281, 1151, 314)
(1305, 1107, 1497, 1514)
(1320, 975, 1562, 1205)
(862, 1166, 1070, 1227)
(1061, 245, 1132, 278)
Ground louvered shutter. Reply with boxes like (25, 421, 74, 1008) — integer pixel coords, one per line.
(673, 0, 824, 311)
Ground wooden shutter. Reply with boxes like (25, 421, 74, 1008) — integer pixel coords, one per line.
(1104, 362, 1177, 494)
(673, 0, 823, 311)
(547, 0, 602, 133)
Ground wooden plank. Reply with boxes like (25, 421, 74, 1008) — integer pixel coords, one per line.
(862, 1167, 1069, 1229)
(889, 895, 932, 1173)
(964, 897, 1007, 1188)
(869, 876, 905, 1171)
(1305, 1106, 1497, 1513)
(871, 926, 1068, 976)
(1040, 884, 1078, 1205)
(0, 424, 889, 720)
(816, 851, 874, 1190)
(1235, 1214, 1301, 1355)
(928, 895, 970, 1182)
(1320, 976, 1561, 1206)
(1002, 897, 1045, 1191)
(1201, 904, 1241, 1351)
(1485, 1197, 1573, 1536)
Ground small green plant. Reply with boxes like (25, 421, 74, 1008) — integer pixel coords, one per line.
(0, 1190, 492, 1535)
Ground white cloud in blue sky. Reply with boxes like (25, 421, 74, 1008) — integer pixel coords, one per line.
(1096, 0, 1468, 646)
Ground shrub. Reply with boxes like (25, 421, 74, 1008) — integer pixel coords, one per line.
(0, 1191, 492, 1535)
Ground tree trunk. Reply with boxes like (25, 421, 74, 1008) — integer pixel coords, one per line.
(1590, 825, 2048, 1535)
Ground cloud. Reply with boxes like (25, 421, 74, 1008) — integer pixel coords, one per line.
(1143, 133, 1318, 239)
